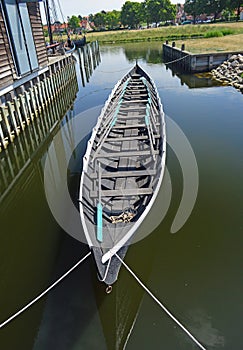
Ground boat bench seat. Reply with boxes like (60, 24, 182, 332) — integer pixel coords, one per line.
(112, 123, 159, 129)
(95, 150, 159, 158)
(105, 135, 160, 142)
(122, 99, 148, 103)
(90, 187, 153, 198)
(89, 169, 156, 179)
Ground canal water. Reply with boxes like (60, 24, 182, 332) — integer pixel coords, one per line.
(0, 42, 242, 350)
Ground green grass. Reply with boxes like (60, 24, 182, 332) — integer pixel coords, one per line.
(81, 22, 243, 44)
(203, 28, 235, 38)
(204, 30, 224, 38)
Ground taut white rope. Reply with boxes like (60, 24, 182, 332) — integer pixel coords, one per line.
(115, 253, 206, 350)
(0, 251, 91, 329)
(164, 54, 190, 65)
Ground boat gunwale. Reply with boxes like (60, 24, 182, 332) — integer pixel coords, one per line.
(79, 63, 166, 264)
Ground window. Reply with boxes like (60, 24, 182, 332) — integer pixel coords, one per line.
(2, 0, 39, 76)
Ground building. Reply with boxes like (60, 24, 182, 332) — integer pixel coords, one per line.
(0, 0, 48, 95)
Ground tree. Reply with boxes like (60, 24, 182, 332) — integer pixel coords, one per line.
(121, 1, 143, 28)
(202, 0, 228, 21)
(184, 0, 204, 23)
(144, 0, 176, 26)
(93, 12, 106, 29)
(88, 13, 94, 22)
(226, 0, 243, 21)
(105, 10, 121, 30)
(68, 15, 80, 31)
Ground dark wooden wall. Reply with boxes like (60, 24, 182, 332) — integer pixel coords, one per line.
(0, 6, 16, 90)
(27, 2, 48, 68)
(0, 2, 48, 92)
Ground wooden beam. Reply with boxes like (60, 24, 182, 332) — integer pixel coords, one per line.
(105, 135, 160, 142)
(90, 187, 153, 198)
(112, 122, 159, 129)
(122, 99, 148, 103)
(90, 169, 156, 179)
(95, 149, 159, 159)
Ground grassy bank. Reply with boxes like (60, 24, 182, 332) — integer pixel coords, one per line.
(82, 22, 243, 44)
(175, 33, 243, 53)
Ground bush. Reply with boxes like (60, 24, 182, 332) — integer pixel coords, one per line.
(204, 30, 223, 38)
(221, 28, 235, 35)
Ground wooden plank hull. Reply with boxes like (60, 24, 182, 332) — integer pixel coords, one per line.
(79, 63, 166, 286)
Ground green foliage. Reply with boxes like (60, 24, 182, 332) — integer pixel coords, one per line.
(86, 21, 243, 44)
(204, 30, 224, 38)
(93, 10, 121, 30)
(121, 1, 143, 28)
(68, 15, 80, 30)
(144, 0, 176, 25)
(105, 10, 121, 29)
(221, 28, 235, 35)
(93, 12, 106, 28)
(43, 29, 48, 37)
(184, 0, 230, 21)
(228, 0, 243, 21)
(204, 28, 235, 38)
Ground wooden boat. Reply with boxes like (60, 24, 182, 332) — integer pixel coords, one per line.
(79, 63, 166, 287)
(64, 42, 76, 54)
(73, 36, 86, 48)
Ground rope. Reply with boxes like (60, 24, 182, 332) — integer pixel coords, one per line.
(115, 253, 207, 350)
(164, 54, 190, 65)
(0, 251, 91, 329)
(100, 254, 112, 282)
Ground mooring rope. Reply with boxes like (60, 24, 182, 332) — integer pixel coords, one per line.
(164, 54, 190, 65)
(0, 251, 91, 329)
(100, 254, 112, 282)
(115, 253, 207, 350)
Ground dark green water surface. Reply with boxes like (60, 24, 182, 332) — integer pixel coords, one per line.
(0, 42, 242, 350)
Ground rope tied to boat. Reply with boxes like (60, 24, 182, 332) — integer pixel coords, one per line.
(0, 251, 91, 329)
(100, 252, 112, 282)
(110, 207, 137, 224)
(115, 253, 207, 350)
(164, 54, 191, 65)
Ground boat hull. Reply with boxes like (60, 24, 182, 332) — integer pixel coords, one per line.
(79, 63, 166, 285)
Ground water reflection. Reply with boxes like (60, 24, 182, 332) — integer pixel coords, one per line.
(77, 41, 101, 87)
(0, 41, 243, 350)
(0, 104, 76, 205)
(185, 309, 225, 348)
(165, 68, 222, 89)
(123, 42, 163, 64)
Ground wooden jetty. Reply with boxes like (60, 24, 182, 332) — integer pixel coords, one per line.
(163, 42, 243, 73)
(0, 55, 78, 152)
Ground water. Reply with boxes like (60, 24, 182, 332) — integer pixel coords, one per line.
(0, 42, 242, 350)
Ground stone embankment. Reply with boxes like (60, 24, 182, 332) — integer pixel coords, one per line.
(211, 54, 243, 93)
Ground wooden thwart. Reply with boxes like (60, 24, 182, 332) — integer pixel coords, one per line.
(90, 187, 153, 198)
(90, 169, 156, 179)
(105, 135, 160, 142)
(94, 149, 159, 159)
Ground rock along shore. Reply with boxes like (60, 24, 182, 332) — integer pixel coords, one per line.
(211, 54, 243, 93)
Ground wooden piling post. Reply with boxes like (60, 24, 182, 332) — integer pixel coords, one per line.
(24, 91, 34, 122)
(78, 48, 85, 87)
(0, 106, 14, 142)
(13, 97, 25, 131)
(0, 118, 8, 150)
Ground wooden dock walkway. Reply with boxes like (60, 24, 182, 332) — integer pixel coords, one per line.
(0, 55, 78, 152)
(163, 42, 243, 73)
